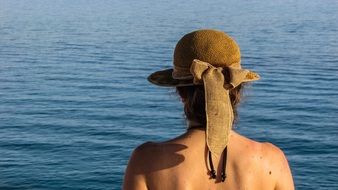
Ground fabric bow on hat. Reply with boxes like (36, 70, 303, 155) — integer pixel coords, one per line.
(190, 59, 260, 156)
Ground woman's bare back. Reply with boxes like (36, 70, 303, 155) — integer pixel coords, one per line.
(123, 129, 294, 190)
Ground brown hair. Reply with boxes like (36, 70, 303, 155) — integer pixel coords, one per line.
(176, 68, 243, 127)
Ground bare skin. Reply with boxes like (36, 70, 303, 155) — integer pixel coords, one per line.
(123, 128, 294, 190)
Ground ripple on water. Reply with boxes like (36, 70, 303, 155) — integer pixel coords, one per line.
(1, 0, 338, 189)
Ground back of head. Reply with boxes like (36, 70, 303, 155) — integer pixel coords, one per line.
(173, 30, 243, 127)
(176, 75, 243, 127)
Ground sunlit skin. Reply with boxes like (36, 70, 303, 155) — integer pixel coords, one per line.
(123, 128, 294, 190)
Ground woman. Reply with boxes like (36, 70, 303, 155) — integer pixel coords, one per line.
(123, 29, 294, 190)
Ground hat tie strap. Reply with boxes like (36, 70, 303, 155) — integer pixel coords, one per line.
(190, 59, 259, 156)
(207, 146, 228, 182)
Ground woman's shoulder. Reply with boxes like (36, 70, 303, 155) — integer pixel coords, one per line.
(232, 131, 284, 154)
(129, 140, 187, 165)
(232, 131, 289, 165)
(133, 141, 156, 153)
(133, 140, 188, 159)
(128, 141, 159, 166)
(123, 141, 169, 190)
(232, 131, 294, 189)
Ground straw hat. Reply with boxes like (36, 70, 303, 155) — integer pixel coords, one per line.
(148, 29, 260, 156)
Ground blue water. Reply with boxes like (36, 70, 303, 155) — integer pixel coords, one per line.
(0, 0, 337, 189)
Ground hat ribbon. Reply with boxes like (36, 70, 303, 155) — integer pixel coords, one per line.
(190, 59, 260, 156)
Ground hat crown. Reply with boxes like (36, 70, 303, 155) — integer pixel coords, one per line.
(173, 29, 241, 70)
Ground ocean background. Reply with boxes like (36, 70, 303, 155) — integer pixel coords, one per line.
(0, 0, 337, 189)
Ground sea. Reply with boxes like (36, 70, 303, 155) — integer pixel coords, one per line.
(0, 0, 337, 189)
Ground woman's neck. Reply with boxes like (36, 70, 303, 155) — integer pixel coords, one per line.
(187, 120, 205, 130)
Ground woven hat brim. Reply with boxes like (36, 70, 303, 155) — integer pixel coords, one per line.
(147, 68, 196, 87)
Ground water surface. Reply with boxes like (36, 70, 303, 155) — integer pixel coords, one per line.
(0, 0, 337, 189)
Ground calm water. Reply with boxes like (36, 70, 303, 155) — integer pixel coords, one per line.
(1, 0, 337, 189)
